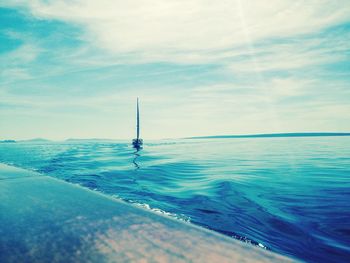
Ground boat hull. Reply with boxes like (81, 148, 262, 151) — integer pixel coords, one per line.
(132, 138, 143, 149)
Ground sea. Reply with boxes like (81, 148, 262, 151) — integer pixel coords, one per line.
(1, 136, 349, 262)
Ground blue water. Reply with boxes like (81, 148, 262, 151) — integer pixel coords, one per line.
(1, 137, 349, 262)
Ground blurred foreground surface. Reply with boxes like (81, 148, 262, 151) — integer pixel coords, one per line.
(0, 164, 295, 263)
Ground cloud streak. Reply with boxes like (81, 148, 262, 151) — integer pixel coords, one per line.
(6, 0, 350, 61)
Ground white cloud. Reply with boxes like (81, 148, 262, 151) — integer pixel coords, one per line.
(0, 44, 41, 83)
(226, 33, 350, 74)
(0, 43, 40, 65)
(5, 0, 350, 63)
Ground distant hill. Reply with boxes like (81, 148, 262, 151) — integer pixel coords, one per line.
(65, 138, 111, 142)
(186, 132, 350, 139)
(20, 138, 51, 142)
(0, 140, 16, 143)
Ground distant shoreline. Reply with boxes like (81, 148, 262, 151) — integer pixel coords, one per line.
(186, 132, 350, 139)
(2, 133, 350, 143)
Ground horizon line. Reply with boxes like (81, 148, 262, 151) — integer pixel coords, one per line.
(1, 132, 350, 142)
(185, 132, 350, 139)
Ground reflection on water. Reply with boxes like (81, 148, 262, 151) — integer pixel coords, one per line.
(132, 149, 141, 170)
(0, 137, 350, 263)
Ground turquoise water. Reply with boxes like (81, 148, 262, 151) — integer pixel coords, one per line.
(1, 137, 349, 262)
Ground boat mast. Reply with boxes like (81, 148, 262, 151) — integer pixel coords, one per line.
(136, 98, 140, 140)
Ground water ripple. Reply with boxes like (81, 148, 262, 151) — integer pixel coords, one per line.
(1, 137, 350, 262)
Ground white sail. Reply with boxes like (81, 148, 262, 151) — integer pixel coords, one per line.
(132, 98, 143, 148)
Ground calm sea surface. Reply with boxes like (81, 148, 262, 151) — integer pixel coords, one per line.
(1, 137, 349, 262)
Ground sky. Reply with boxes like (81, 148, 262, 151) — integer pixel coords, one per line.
(0, 0, 349, 140)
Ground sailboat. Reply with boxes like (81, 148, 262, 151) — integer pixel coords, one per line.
(132, 98, 143, 149)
